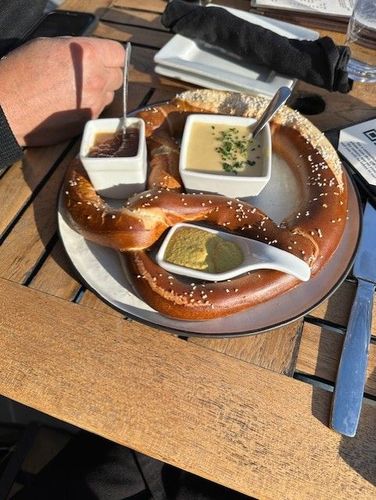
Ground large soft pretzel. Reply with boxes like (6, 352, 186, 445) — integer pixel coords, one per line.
(63, 89, 348, 320)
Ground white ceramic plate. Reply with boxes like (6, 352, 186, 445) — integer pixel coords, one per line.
(58, 152, 361, 337)
(155, 63, 289, 96)
(154, 5, 319, 97)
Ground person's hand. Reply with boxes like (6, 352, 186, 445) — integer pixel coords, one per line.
(0, 37, 125, 146)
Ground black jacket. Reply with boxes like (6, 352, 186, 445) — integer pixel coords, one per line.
(0, 0, 47, 169)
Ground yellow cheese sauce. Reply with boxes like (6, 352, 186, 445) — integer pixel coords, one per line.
(186, 123, 263, 176)
(164, 227, 244, 273)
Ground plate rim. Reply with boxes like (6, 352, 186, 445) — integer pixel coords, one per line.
(57, 115, 363, 338)
(58, 213, 360, 338)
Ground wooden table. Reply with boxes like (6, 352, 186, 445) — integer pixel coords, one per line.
(1, 0, 375, 497)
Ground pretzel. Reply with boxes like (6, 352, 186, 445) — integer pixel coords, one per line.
(63, 89, 348, 320)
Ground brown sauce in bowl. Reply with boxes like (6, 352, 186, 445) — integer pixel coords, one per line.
(88, 127, 139, 158)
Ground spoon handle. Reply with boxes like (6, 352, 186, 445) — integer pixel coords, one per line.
(122, 42, 132, 136)
(252, 86, 291, 139)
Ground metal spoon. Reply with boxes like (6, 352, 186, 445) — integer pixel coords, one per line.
(250, 86, 292, 139)
(121, 42, 132, 142)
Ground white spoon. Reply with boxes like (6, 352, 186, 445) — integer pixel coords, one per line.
(156, 223, 311, 282)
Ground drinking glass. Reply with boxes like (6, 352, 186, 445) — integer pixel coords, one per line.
(345, 0, 376, 82)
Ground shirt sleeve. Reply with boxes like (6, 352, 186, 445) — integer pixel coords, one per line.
(0, 105, 23, 169)
(0, 0, 47, 57)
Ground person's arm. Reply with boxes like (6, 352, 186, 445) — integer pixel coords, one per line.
(0, 37, 124, 169)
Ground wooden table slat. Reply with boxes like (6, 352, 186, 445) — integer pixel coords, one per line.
(118, 45, 186, 90)
(297, 322, 376, 397)
(102, 6, 167, 30)
(189, 321, 302, 375)
(308, 280, 376, 338)
(0, 143, 70, 236)
(102, 77, 160, 117)
(60, 0, 113, 13)
(28, 240, 81, 301)
(293, 79, 376, 132)
(79, 289, 125, 318)
(95, 20, 171, 48)
(308, 280, 356, 327)
(112, 0, 167, 14)
(0, 146, 78, 283)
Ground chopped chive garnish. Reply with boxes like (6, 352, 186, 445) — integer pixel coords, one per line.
(214, 127, 255, 174)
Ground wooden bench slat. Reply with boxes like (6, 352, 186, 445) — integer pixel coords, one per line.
(0, 278, 375, 500)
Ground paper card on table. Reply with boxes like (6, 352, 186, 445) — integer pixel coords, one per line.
(250, 0, 353, 18)
(338, 118, 376, 187)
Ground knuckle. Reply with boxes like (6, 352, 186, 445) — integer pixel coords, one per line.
(91, 101, 104, 118)
(115, 68, 124, 89)
(105, 91, 114, 105)
(88, 73, 106, 93)
(79, 39, 96, 58)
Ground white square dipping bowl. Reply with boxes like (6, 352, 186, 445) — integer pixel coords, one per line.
(179, 114, 271, 198)
(79, 117, 147, 199)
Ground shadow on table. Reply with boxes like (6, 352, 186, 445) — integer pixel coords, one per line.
(339, 364, 376, 487)
(337, 376, 376, 487)
(307, 274, 376, 486)
(310, 367, 376, 488)
(305, 271, 375, 486)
